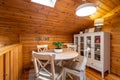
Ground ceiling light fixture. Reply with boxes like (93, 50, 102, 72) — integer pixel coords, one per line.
(75, 0, 96, 16)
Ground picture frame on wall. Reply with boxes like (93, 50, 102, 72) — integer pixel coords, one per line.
(88, 28, 95, 33)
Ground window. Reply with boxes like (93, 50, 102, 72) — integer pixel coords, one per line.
(31, 0, 57, 8)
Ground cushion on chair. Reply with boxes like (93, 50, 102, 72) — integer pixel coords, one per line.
(36, 65, 63, 80)
(64, 60, 82, 72)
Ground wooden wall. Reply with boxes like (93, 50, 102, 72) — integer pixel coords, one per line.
(101, 6, 120, 76)
(0, 32, 19, 47)
(20, 34, 73, 69)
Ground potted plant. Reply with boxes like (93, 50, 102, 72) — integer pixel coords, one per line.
(53, 42, 63, 53)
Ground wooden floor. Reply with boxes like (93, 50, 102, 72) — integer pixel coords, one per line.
(22, 67, 120, 80)
(86, 67, 120, 80)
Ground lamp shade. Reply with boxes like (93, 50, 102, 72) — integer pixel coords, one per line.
(76, 3, 96, 16)
(94, 18, 104, 26)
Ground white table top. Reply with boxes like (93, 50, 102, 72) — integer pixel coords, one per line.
(40, 49, 78, 60)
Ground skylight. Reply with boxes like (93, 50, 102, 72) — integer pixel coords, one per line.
(31, 0, 57, 8)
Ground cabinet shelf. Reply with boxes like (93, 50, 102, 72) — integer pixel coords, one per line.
(80, 42, 84, 44)
(94, 51, 100, 53)
(95, 53, 100, 55)
(94, 43, 100, 45)
(80, 50, 84, 52)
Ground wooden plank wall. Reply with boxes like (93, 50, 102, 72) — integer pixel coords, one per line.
(0, 31, 19, 48)
(20, 34, 73, 69)
(0, 1, 20, 47)
(101, 6, 120, 76)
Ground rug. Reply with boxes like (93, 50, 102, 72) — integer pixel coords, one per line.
(29, 69, 35, 80)
(29, 69, 90, 80)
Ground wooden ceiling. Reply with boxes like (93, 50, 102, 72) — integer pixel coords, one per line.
(0, 0, 120, 34)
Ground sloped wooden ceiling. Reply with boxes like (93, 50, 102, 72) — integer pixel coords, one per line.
(0, 0, 120, 34)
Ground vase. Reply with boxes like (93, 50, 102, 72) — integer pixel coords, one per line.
(54, 48, 63, 53)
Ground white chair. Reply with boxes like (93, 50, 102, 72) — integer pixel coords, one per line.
(37, 44, 48, 52)
(64, 47, 90, 80)
(67, 44, 77, 51)
(65, 44, 77, 79)
(32, 51, 64, 80)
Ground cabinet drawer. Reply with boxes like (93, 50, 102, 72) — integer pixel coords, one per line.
(90, 62, 102, 71)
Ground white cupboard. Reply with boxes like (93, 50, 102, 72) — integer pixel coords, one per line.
(74, 32, 110, 78)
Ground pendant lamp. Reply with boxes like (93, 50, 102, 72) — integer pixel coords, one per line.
(75, 0, 96, 16)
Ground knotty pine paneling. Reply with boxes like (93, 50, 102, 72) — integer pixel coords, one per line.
(0, 0, 93, 35)
(0, 11, 20, 47)
(0, 31, 19, 47)
(101, 8, 120, 76)
(20, 34, 73, 69)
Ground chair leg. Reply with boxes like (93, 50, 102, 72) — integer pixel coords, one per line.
(62, 69, 66, 80)
(67, 73, 73, 80)
(80, 71, 84, 80)
(83, 71, 86, 80)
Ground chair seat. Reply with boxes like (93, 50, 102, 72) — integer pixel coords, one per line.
(36, 65, 63, 80)
(64, 60, 82, 72)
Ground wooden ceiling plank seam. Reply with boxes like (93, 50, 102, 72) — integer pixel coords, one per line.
(103, 5, 120, 18)
(99, 0, 117, 9)
(110, 0, 120, 6)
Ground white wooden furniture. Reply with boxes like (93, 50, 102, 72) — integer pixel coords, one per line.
(37, 44, 48, 52)
(39, 49, 78, 60)
(66, 44, 77, 51)
(32, 51, 64, 80)
(64, 47, 90, 80)
(74, 32, 110, 78)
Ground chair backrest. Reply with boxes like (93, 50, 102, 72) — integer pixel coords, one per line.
(32, 51, 56, 80)
(80, 47, 90, 71)
(67, 44, 77, 51)
(79, 47, 90, 80)
(37, 44, 48, 52)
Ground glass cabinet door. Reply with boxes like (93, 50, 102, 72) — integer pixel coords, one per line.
(94, 36, 101, 61)
(80, 36, 84, 56)
(74, 37, 78, 52)
(86, 36, 91, 58)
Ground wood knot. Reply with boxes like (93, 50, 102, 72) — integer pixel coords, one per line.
(1, 2, 5, 4)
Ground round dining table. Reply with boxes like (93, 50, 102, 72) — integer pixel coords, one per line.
(41, 49, 79, 60)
